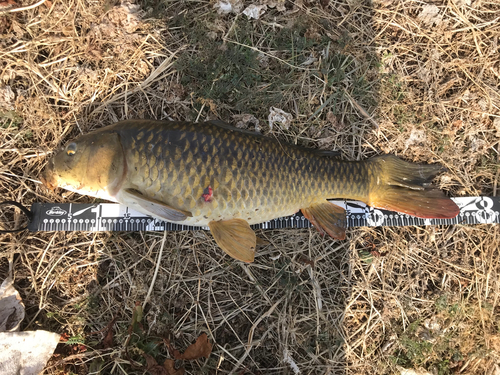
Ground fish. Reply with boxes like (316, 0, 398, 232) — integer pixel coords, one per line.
(41, 119, 460, 262)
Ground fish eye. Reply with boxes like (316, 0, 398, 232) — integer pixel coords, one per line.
(66, 142, 77, 156)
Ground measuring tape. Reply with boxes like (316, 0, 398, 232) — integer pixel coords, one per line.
(15, 196, 498, 232)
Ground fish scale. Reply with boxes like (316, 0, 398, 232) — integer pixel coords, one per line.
(116, 120, 367, 226)
(42, 119, 460, 262)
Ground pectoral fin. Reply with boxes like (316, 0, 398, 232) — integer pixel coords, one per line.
(123, 188, 192, 221)
(301, 201, 347, 240)
(208, 219, 257, 263)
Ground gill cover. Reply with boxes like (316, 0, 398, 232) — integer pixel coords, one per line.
(44, 131, 126, 199)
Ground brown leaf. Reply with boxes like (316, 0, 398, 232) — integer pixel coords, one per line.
(0, 0, 18, 10)
(144, 354, 185, 375)
(88, 48, 103, 60)
(103, 316, 118, 349)
(297, 255, 315, 267)
(163, 337, 176, 357)
(163, 359, 185, 375)
(326, 111, 344, 131)
(173, 333, 212, 360)
(451, 120, 463, 130)
(144, 354, 166, 375)
(59, 332, 69, 342)
(144, 353, 158, 367)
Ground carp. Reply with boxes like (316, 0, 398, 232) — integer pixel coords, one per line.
(41, 120, 459, 262)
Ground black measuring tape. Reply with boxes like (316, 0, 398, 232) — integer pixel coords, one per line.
(0, 196, 496, 233)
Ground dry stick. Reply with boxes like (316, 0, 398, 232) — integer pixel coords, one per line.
(225, 39, 312, 72)
(2, 0, 48, 14)
(35, 232, 57, 280)
(239, 264, 272, 305)
(306, 92, 336, 122)
(494, 143, 500, 197)
(143, 230, 166, 309)
(343, 89, 379, 129)
(39, 247, 76, 309)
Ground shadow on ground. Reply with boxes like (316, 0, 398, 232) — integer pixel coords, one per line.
(2, 0, 499, 374)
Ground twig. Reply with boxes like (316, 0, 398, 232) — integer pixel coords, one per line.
(343, 89, 379, 129)
(2, 0, 48, 14)
(143, 230, 166, 309)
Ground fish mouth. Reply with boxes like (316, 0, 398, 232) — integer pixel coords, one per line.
(40, 174, 57, 191)
(40, 159, 58, 191)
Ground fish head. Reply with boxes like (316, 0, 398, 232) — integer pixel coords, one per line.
(41, 131, 126, 200)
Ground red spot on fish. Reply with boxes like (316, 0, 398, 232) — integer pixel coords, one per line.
(202, 186, 213, 202)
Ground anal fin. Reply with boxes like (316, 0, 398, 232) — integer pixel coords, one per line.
(123, 188, 192, 221)
(301, 201, 347, 240)
(208, 219, 256, 263)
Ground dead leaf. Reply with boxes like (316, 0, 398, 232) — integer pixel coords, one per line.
(144, 353, 167, 375)
(59, 332, 69, 342)
(144, 354, 185, 375)
(264, 0, 286, 12)
(102, 316, 118, 349)
(173, 333, 212, 360)
(326, 111, 344, 131)
(163, 359, 184, 375)
(305, 26, 321, 41)
(257, 53, 269, 68)
(301, 53, 318, 66)
(404, 128, 426, 152)
(489, 364, 500, 375)
(163, 337, 176, 357)
(165, 83, 186, 101)
(493, 117, 500, 138)
(90, 2, 142, 38)
(233, 113, 260, 132)
(88, 48, 103, 60)
(242, 4, 267, 19)
(214, 0, 243, 14)
(451, 120, 463, 130)
(196, 97, 218, 114)
(0, 0, 18, 10)
(488, 334, 500, 352)
(418, 4, 442, 26)
(107, 2, 142, 33)
(0, 86, 15, 111)
(268, 107, 293, 130)
(0, 276, 24, 332)
(298, 255, 315, 267)
(283, 348, 300, 374)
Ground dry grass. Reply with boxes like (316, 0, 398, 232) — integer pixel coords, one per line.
(0, 0, 499, 374)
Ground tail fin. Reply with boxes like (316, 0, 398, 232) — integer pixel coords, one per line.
(367, 155, 459, 219)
